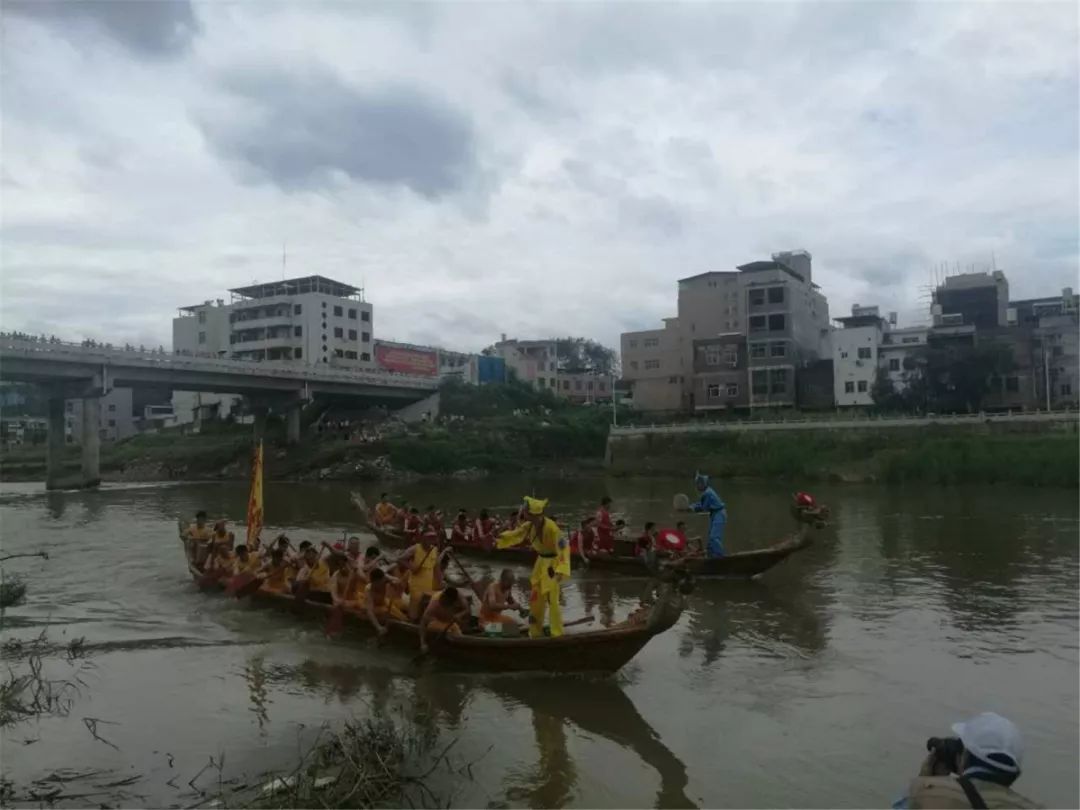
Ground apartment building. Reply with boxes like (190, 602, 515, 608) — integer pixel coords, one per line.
(227, 276, 374, 367)
(691, 334, 747, 410)
(620, 318, 683, 411)
(64, 387, 135, 444)
(740, 250, 830, 408)
(878, 326, 929, 392)
(933, 271, 1009, 329)
(832, 305, 888, 407)
(493, 338, 559, 391)
(620, 248, 831, 413)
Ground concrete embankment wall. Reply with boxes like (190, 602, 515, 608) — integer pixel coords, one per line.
(606, 415, 1079, 486)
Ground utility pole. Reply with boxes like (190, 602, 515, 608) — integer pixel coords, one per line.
(611, 372, 617, 426)
(1044, 337, 1051, 411)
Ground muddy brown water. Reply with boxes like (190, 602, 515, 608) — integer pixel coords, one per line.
(1, 478, 1076, 808)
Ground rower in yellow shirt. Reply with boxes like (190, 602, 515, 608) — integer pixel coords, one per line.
(398, 529, 440, 621)
(295, 545, 331, 593)
(497, 496, 571, 637)
(373, 493, 398, 527)
(186, 510, 213, 567)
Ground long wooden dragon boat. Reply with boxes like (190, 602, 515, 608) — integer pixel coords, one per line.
(364, 515, 821, 580)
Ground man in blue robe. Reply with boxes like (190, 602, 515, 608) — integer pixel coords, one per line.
(690, 472, 727, 558)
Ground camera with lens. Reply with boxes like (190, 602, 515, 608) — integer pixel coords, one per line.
(926, 736, 965, 772)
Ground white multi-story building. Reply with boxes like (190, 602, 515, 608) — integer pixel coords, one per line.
(226, 276, 374, 367)
(832, 305, 888, 407)
(170, 275, 375, 426)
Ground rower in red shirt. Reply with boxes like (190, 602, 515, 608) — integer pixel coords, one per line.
(423, 505, 444, 539)
(449, 509, 472, 546)
(474, 509, 496, 549)
(635, 522, 659, 557)
(403, 507, 422, 542)
(594, 496, 616, 555)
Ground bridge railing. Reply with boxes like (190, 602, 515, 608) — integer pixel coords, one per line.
(0, 335, 439, 389)
(610, 409, 1080, 435)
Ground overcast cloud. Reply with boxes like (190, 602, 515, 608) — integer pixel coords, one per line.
(1, 1, 1076, 351)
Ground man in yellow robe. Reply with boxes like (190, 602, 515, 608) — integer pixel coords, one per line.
(497, 496, 571, 637)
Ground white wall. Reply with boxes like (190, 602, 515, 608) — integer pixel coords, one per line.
(879, 327, 928, 391)
(833, 325, 880, 406)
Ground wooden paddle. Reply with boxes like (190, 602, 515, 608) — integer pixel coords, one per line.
(231, 572, 266, 599)
(446, 550, 484, 600)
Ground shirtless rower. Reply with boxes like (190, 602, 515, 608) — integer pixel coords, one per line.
(418, 587, 471, 653)
(480, 569, 524, 634)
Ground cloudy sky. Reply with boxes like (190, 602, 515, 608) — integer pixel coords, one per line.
(2, 1, 1077, 352)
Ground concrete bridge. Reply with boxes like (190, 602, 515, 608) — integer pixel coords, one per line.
(0, 336, 438, 489)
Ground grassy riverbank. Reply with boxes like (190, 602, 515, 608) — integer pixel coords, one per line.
(607, 426, 1079, 487)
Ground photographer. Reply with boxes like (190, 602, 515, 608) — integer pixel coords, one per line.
(899, 712, 1041, 809)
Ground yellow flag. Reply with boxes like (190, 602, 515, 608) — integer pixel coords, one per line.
(246, 440, 264, 546)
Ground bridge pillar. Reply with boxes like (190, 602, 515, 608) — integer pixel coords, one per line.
(80, 396, 102, 487)
(285, 404, 301, 445)
(45, 395, 66, 491)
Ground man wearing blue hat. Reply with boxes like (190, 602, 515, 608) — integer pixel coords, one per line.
(689, 472, 727, 558)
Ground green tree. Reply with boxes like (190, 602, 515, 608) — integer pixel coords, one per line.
(919, 340, 1015, 413)
(553, 337, 617, 375)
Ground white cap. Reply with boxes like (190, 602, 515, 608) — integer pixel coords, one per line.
(951, 712, 1023, 774)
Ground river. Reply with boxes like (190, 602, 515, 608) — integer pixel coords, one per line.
(1, 478, 1077, 808)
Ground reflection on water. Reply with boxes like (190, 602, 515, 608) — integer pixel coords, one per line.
(0, 478, 1076, 808)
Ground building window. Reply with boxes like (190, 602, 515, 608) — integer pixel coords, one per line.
(294, 326, 302, 337)
(1062, 383, 1073, 396)
(344, 350, 357, 359)
(750, 343, 766, 359)
(108, 404, 116, 412)
(845, 381, 855, 394)
(770, 368, 787, 393)
(644, 359, 660, 370)
(563, 380, 570, 390)
(295, 348, 303, 359)
(108, 419, 116, 427)
(770, 342, 786, 358)
(322, 344, 327, 353)
(348, 329, 357, 340)
(361, 311, 370, 322)
(726, 383, 739, 397)
(550, 362, 556, 372)
(575, 380, 583, 390)
(550, 378, 557, 388)
(768, 313, 786, 331)
(1052, 345, 1064, 357)
(706, 383, 721, 397)
(705, 349, 721, 366)
(857, 380, 868, 393)
(294, 304, 302, 315)
(643, 338, 660, 348)
(1005, 377, 1019, 392)
(752, 370, 768, 395)
(629, 340, 638, 349)
(198, 311, 206, 324)
(335, 349, 344, 358)
(66, 402, 73, 412)
(360, 332, 369, 342)
(767, 286, 784, 304)
(889, 358, 900, 371)
(348, 308, 357, 320)
(587, 381, 594, 390)
(857, 347, 872, 360)
(334, 327, 343, 338)
(361, 352, 370, 361)
(723, 350, 737, 366)
(749, 289, 765, 306)
(333, 305, 343, 317)
(749, 315, 767, 333)
(198, 332, 206, 344)
(901, 336, 919, 344)
(598, 381, 606, 392)
(630, 361, 639, 370)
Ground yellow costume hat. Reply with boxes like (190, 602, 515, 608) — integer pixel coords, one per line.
(523, 496, 548, 515)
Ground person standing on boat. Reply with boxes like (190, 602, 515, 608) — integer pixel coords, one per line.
(594, 496, 615, 554)
(399, 529, 439, 621)
(688, 472, 727, 558)
(497, 496, 571, 637)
